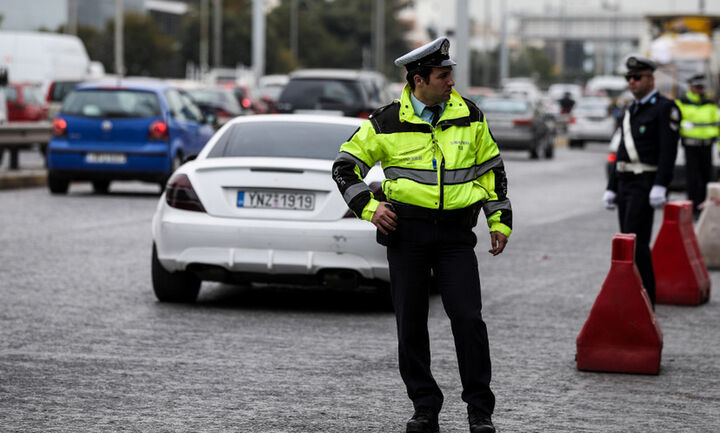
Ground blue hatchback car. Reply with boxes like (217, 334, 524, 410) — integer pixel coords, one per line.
(47, 79, 215, 194)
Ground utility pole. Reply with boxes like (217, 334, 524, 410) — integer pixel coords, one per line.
(482, 0, 491, 87)
(114, 0, 124, 76)
(699, 0, 705, 14)
(455, 0, 470, 94)
(213, 0, 222, 68)
(290, 0, 298, 61)
(67, 0, 78, 35)
(252, 0, 266, 83)
(374, 0, 385, 72)
(499, 0, 508, 84)
(200, 0, 209, 76)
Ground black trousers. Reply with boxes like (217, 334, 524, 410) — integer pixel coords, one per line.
(386, 217, 494, 416)
(683, 144, 713, 217)
(616, 172, 656, 305)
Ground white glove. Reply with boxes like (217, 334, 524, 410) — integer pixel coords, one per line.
(603, 190, 616, 210)
(649, 185, 667, 208)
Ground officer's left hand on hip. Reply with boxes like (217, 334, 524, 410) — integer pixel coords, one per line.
(649, 185, 667, 208)
(488, 231, 508, 256)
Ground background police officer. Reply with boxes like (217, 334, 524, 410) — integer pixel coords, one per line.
(332, 37, 510, 433)
(675, 74, 720, 219)
(603, 56, 680, 306)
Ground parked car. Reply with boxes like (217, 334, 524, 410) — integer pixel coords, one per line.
(568, 96, 616, 148)
(187, 86, 244, 127)
(46, 79, 215, 194)
(3, 82, 48, 121)
(479, 95, 554, 159)
(151, 114, 388, 303)
(275, 69, 392, 118)
(46, 79, 82, 120)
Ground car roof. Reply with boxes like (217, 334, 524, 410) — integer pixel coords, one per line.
(223, 113, 364, 127)
(288, 69, 385, 80)
(76, 77, 173, 92)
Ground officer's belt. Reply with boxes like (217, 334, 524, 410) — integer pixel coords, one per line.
(390, 201, 480, 228)
(681, 137, 716, 146)
(615, 161, 657, 174)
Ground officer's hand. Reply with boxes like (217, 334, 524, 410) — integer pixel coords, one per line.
(603, 190, 617, 210)
(488, 231, 508, 256)
(649, 185, 667, 208)
(372, 202, 398, 235)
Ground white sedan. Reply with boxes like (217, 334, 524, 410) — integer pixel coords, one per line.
(151, 114, 388, 303)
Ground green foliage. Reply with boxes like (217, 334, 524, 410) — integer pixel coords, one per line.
(510, 46, 556, 87)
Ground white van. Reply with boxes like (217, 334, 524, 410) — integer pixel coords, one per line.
(0, 31, 91, 84)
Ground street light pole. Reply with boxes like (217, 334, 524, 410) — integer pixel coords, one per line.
(115, 0, 124, 76)
(290, 0, 298, 61)
(213, 0, 222, 68)
(374, 0, 385, 73)
(455, 0, 470, 94)
(200, 0, 209, 76)
(252, 0, 266, 83)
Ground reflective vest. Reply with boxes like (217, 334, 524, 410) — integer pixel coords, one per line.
(675, 91, 719, 141)
(332, 85, 512, 236)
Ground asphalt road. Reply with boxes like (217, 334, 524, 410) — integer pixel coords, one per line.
(1, 144, 719, 432)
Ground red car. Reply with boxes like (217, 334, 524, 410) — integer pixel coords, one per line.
(4, 82, 48, 121)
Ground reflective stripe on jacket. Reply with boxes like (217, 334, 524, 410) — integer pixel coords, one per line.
(332, 85, 512, 237)
(676, 91, 720, 140)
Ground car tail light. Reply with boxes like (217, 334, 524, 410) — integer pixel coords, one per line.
(165, 174, 206, 212)
(46, 83, 55, 103)
(344, 181, 384, 218)
(607, 153, 617, 163)
(513, 118, 533, 127)
(357, 111, 371, 119)
(569, 116, 576, 124)
(149, 120, 169, 141)
(52, 118, 67, 137)
(241, 97, 252, 109)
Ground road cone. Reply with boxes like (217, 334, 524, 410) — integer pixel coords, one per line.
(576, 233, 662, 375)
(696, 183, 720, 269)
(652, 201, 711, 305)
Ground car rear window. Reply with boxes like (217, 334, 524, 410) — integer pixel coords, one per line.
(22, 85, 46, 105)
(279, 79, 363, 106)
(207, 121, 358, 160)
(61, 89, 161, 118)
(49, 81, 81, 102)
(480, 98, 530, 114)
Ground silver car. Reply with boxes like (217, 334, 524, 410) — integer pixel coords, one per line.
(480, 96, 554, 159)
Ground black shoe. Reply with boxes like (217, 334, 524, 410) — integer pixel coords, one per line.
(468, 405, 495, 433)
(406, 406, 439, 433)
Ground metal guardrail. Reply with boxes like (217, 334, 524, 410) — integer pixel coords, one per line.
(0, 121, 51, 170)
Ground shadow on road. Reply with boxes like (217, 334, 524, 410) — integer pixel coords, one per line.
(192, 283, 396, 314)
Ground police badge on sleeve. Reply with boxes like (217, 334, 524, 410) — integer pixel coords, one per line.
(669, 106, 680, 131)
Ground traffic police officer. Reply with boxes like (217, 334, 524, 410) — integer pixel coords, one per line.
(675, 74, 720, 218)
(332, 37, 510, 433)
(604, 55, 680, 306)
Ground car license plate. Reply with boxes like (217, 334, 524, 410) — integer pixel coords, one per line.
(237, 190, 315, 210)
(85, 153, 127, 164)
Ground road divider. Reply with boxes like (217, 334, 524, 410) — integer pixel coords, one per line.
(576, 233, 662, 375)
(696, 183, 720, 269)
(652, 201, 711, 305)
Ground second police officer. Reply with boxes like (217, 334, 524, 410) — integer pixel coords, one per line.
(332, 37, 511, 433)
(603, 56, 680, 306)
(675, 73, 720, 219)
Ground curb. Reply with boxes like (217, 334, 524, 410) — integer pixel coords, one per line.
(0, 170, 47, 190)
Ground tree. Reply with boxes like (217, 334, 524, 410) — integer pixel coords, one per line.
(107, 13, 175, 76)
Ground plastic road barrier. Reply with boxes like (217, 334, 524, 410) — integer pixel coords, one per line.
(652, 201, 711, 305)
(576, 233, 663, 375)
(696, 183, 720, 269)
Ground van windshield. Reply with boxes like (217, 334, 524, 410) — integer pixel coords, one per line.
(61, 89, 162, 118)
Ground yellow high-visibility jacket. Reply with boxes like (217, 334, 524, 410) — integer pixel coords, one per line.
(676, 91, 719, 141)
(332, 85, 512, 237)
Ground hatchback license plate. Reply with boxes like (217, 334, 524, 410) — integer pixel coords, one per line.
(237, 191, 315, 210)
(85, 153, 127, 164)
